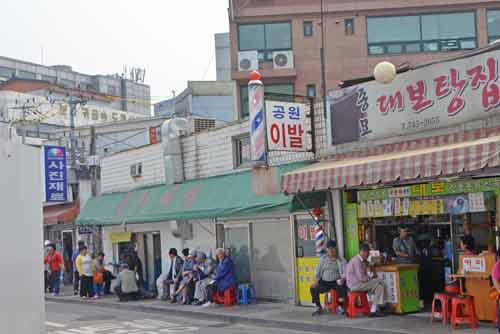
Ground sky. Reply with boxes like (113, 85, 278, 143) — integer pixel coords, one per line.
(2, 0, 230, 104)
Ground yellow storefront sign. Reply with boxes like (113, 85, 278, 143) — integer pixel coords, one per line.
(296, 257, 323, 305)
(109, 231, 132, 243)
(409, 200, 444, 216)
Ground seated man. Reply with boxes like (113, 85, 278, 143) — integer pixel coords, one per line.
(175, 249, 197, 304)
(202, 248, 236, 307)
(192, 251, 216, 305)
(114, 263, 139, 302)
(346, 243, 386, 317)
(310, 240, 347, 316)
(156, 248, 184, 302)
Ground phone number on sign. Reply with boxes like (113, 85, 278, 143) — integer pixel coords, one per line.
(401, 117, 440, 131)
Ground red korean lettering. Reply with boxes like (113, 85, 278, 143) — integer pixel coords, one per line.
(406, 80, 433, 113)
(447, 68, 468, 115)
(434, 75, 451, 99)
(298, 225, 307, 241)
(467, 57, 497, 90)
(309, 226, 316, 241)
(482, 58, 500, 110)
(288, 124, 304, 148)
(376, 91, 404, 115)
(270, 123, 287, 147)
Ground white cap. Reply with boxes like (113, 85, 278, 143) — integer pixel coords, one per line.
(44, 240, 51, 247)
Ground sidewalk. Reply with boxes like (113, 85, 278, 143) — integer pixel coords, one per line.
(46, 286, 495, 334)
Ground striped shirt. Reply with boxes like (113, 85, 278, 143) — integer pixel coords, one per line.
(314, 255, 346, 282)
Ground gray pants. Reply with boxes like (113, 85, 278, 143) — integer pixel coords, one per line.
(194, 278, 211, 302)
(349, 278, 385, 306)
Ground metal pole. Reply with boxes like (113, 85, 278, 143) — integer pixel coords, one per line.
(320, 0, 328, 117)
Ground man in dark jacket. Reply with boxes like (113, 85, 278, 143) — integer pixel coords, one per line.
(157, 248, 184, 301)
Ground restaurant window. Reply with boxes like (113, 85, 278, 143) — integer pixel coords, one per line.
(306, 84, 316, 97)
(239, 83, 294, 119)
(345, 18, 355, 35)
(367, 12, 476, 55)
(234, 134, 251, 168)
(303, 21, 313, 37)
(238, 22, 292, 61)
(487, 10, 500, 43)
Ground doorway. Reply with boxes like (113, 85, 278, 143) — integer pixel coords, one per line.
(224, 225, 252, 284)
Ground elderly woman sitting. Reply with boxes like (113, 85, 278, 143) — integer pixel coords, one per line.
(192, 251, 216, 305)
(202, 248, 236, 307)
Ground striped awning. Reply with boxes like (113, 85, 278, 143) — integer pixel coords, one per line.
(281, 135, 500, 194)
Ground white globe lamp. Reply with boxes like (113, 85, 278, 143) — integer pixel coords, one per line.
(374, 61, 397, 84)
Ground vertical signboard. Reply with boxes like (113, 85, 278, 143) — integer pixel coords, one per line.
(265, 100, 307, 152)
(249, 79, 267, 164)
(44, 145, 67, 202)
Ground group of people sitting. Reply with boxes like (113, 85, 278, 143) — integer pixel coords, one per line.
(311, 240, 386, 317)
(155, 247, 236, 307)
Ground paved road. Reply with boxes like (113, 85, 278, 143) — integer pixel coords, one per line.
(45, 301, 320, 334)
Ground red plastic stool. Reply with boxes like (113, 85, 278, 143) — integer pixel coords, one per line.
(324, 289, 338, 313)
(214, 285, 237, 306)
(450, 295, 478, 329)
(346, 291, 370, 318)
(444, 285, 460, 295)
(431, 293, 452, 324)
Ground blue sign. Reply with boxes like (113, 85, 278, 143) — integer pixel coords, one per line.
(44, 145, 68, 202)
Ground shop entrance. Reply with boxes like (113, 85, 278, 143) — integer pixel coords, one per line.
(224, 225, 252, 284)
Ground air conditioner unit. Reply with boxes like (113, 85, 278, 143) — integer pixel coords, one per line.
(272, 50, 294, 69)
(130, 163, 142, 177)
(170, 221, 193, 240)
(238, 50, 258, 71)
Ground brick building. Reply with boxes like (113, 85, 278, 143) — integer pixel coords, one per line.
(229, 0, 500, 117)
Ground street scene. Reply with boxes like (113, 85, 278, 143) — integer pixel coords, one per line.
(3, 0, 500, 333)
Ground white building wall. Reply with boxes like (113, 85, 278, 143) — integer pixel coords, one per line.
(100, 143, 165, 193)
(0, 133, 45, 333)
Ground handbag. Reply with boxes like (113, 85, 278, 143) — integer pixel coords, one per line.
(93, 271, 104, 285)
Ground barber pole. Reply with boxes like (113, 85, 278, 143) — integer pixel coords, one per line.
(313, 208, 326, 255)
(248, 71, 267, 165)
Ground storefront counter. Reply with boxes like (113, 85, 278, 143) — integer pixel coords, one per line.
(374, 263, 420, 314)
(452, 253, 496, 321)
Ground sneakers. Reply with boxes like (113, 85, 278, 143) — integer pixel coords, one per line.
(201, 301, 213, 308)
(312, 308, 323, 316)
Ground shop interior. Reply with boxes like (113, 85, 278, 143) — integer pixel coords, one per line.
(357, 191, 497, 305)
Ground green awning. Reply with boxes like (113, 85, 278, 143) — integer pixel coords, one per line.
(77, 163, 325, 226)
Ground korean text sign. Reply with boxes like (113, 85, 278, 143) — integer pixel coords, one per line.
(328, 50, 500, 146)
(265, 100, 307, 152)
(44, 145, 67, 202)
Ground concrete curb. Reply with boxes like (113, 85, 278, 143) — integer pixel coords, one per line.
(46, 296, 407, 334)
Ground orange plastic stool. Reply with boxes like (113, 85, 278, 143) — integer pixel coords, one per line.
(450, 295, 478, 329)
(214, 285, 237, 306)
(346, 291, 370, 318)
(444, 285, 460, 295)
(431, 293, 452, 324)
(324, 289, 339, 313)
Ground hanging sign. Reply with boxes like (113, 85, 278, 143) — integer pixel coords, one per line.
(265, 100, 308, 152)
(44, 145, 68, 202)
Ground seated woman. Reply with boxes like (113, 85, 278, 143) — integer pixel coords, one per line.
(192, 251, 216, 305)
(202, 248, 236, 307)
(174, 250, 197, 304)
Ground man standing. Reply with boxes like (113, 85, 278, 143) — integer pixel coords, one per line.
(156, 248, 184, 301)
(392, 226, 419, 264)
(346, 243, 386, 317)
(310, 240, 347, 316)
(44, 244, 64, 296)
(76, 246, 94, 299)
(203, 248, 236, 307)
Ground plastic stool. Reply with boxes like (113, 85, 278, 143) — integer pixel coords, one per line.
(237, 284, 256, 305)
(214, 285, 237, 306)
(444, 285, 460, 295)
(431, 293, 452, 324)
(324, 289, 339, 313)
(346, 291, 370, 318)
(450, 295, 478, 329)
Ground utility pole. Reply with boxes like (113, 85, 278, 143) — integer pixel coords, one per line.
(89, 125, 102, 253)
(320, 0, 328, 117)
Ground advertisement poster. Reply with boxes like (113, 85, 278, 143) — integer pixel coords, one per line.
(44, 145, 67, 202)
(444, 195, 469, 215)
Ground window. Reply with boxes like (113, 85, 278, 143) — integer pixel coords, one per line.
(345, 18, 354, 35)
(306, 84, 316, 97)
(238, 22, 292, 61)
(17, 70, 36, 80)
(239, 83, 294, 118)
(303, 21, 313, 37)
(0, 66, 15, 79)
(367, 12, 476, 55)
(488, 10, 500, 43)
(234, 134, 251, 168)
